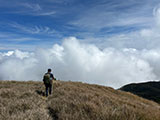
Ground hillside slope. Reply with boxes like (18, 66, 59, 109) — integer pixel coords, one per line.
(0, 81, 160, 120)
(120, 81, 160, 103)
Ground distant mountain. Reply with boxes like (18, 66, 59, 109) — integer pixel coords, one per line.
(120, 81, 160, 103)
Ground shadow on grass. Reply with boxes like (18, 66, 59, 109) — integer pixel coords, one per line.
(35, 90, 45, 96)
(48, 107, 59, 120)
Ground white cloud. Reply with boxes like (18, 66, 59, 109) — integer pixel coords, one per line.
(2, 51, 14, 56)
(153, 4, 160, 26)
(22, 3, 42, 11)
(81, 4, 160, 50)
(37, 11, 56, 16)
(0, 2, 56, 17)
(9, 23, 60, 36)
(9, 23, 42, 34)
(0, 37, 160, 89)
(70, 0, 156, 31)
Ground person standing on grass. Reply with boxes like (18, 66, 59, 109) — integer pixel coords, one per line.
(43, 68, 55, 97)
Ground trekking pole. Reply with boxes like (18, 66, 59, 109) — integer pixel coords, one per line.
(42, 80, 45, 96)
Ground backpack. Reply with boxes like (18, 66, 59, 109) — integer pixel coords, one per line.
(43, 73, 51, 84)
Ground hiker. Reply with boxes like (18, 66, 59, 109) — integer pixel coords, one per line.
(43, 68, 55, 97)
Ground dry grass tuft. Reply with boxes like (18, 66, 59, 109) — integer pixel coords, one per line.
(0, 80, 160, 120)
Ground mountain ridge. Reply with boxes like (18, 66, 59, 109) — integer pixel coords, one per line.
(120, 81, 160, 103)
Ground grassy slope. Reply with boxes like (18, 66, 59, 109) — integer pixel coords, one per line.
(0, 81, 160, 120)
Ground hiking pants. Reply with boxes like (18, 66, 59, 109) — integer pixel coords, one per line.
(45, 83, 52, 96)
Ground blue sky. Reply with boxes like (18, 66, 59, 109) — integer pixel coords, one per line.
(2, 0, 160, 87)
(0, 0, 160, 51)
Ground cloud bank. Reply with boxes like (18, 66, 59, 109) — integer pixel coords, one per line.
(0, 37, 160, 88)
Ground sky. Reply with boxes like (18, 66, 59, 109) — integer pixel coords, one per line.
(1, 0, 160, 88)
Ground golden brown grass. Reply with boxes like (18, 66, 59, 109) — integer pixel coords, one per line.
(0, 80, 160, 120)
